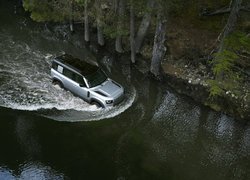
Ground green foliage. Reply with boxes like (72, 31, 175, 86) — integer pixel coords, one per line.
(209, 32, 249, 97)
(224, 31, 250, 52)
(208, 80, 224, 97)
(208, 75, 242, 97)
(23, 0, 84, 22)
(130, 0, 148, 17)
(213, 50, 238, 76)
(23, 0, 67, 22)
(103, 24, 129, 39)
(103, 25, 118, 39)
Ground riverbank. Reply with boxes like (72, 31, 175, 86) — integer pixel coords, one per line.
(135, 18, 250, 121)
(160, 61, 250, 121)
(82, 27, 250, 121)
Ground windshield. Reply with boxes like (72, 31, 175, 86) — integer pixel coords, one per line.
(85, 69, 107, 88)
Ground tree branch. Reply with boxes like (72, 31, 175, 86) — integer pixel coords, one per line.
(201, 5, 250, 16)
(241, 6, 250, 12)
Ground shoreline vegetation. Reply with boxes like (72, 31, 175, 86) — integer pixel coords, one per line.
(21, 0, 249, 120)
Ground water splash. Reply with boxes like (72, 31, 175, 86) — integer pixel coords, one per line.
(0, 30, 135, 121)
(41, 87, 136, 122)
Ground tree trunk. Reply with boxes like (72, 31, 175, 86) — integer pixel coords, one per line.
(115, 36, 123, 53)
(69, 0, 74, 32)
(115, 0, 125, 53)
(150, 11, 167, 77)
(218, 0, 242, 51)
(130, 1, 136, 63)
(96, 0, 105, 46)
(135, 0, 155, 53)
(112, 0, 118, 12)
(84, 0, 90, 42)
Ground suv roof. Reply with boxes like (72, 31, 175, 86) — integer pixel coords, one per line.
(54, 54, 99, 76)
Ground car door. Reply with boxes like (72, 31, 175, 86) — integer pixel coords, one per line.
(72, 73, 89, 100)
(62, 68, 89, 100)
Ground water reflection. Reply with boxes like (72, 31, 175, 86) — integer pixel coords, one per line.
(0, 167, 15, 180)
(19, 162, 64, 180)
(141, 90, 250, 179)
(0, 162, 64, 180)
(15, 117, 41, 158)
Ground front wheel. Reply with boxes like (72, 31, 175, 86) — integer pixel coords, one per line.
(91, 101, 103, 108)
(53, 80, 63, 89)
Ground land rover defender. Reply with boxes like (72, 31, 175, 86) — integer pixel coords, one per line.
(51, 54, 124, 108)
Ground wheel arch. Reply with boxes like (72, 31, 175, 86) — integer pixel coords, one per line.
(52, 78, 64, 88)
(90, 98, 105, 108)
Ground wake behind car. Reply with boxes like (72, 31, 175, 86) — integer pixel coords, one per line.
(51, 54, 124, 108)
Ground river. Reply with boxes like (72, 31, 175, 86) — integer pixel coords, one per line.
(0, 1, 250, 179)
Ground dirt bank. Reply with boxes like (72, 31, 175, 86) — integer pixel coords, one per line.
(161, 62, 250, 121)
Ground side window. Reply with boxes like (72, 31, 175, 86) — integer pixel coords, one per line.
(63, 68, 75, 80)
(75, 74, 86, 87)
(57, 65, 63, 73)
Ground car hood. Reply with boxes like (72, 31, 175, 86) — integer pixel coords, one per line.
(95, 80, 122, 97)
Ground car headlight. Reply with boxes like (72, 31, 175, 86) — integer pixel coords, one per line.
(106, 100, 113, 104)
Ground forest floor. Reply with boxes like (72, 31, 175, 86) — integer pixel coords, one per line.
(155, 18, 250, 121)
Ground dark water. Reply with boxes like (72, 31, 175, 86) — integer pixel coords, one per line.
(0, 1, 250, 179)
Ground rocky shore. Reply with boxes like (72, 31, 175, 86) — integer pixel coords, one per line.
(161, 61, 250, 121)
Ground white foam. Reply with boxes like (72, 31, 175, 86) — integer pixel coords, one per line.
(0, 31, 135, 121)
(39, 86, 136, 122)
(88, 87, 136, 121)
(2, 99, 98, 112)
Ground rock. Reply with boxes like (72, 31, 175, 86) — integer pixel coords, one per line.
(162, 63, 250, 121)
(199, 64, 206, 70)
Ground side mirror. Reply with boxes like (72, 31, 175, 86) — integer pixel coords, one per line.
(79, 84, 85, 87)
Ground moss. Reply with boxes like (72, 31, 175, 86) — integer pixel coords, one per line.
(205, 101, 222, 111)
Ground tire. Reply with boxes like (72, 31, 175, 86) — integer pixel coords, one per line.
(91, 101, 103, 108)
(53, 80, 63, 89)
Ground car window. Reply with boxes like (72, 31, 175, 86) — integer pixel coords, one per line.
(57, 65, 63, 73)
(75, 74, 86, 87)
(63, 68, 75, 80)
(52, 62, 57, 70)
(85, 69, 107, 88)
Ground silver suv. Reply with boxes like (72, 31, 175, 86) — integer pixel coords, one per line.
(51, 54, 124, 108)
